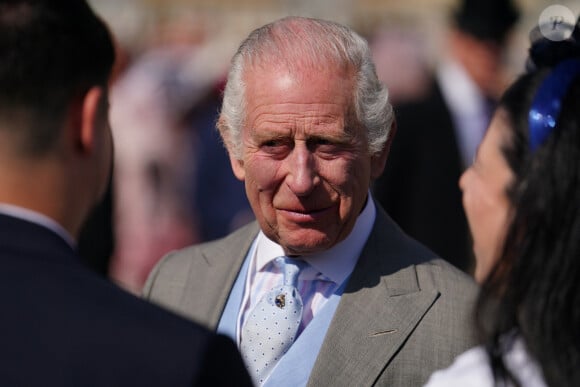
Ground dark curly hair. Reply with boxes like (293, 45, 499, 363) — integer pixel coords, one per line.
(476, 17, 580, 387)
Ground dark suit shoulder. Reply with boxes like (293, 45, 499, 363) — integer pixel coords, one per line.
(0, 243, 253, 386)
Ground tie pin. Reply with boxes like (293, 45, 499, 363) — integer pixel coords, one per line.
(275, 294, 286, 308)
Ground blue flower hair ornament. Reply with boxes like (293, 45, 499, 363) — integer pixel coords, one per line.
(528, 59, 580, 151)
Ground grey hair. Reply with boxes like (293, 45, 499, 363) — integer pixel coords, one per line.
(218, 16, 394, 159)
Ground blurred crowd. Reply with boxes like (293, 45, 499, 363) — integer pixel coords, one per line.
(79, 0, 580, 293)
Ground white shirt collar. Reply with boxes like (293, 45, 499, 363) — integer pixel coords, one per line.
(0, 203, 76, 249)
(254, 192, 376, 285)
(437, 59, 491, 167)
(437, 59, 486, 119)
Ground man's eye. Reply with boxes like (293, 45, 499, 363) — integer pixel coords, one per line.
(316, 138, 333, 146)
(261, 139, 291, 154)
(310, 138, 338, 152)
(263, 140, 283, 147)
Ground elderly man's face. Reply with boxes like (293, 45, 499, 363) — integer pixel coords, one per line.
(229, 63, 386, 255)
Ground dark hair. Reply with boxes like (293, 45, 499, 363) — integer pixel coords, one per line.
(476, 25, 580, 387)
(453, 0, 520, 44)
(0, 0, 115, 155)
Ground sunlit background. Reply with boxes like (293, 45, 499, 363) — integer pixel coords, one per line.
(91, 0, 579, 77)
(81, 0, 580, 292)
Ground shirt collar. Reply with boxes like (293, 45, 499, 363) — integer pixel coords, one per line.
(254, 192, 376, 285)
(0, 203, 76, 249)
(437, 59, 487, 118)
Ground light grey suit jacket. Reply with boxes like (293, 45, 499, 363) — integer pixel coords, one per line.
(144, 205, 479, 386)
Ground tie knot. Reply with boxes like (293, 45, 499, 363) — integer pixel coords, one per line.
(274, 256, 305, 287)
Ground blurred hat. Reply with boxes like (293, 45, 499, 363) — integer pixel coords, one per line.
(453, 0, 520, 44)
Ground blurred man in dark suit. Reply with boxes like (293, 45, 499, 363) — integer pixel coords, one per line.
(373, 0, 520, 272)
(0, 1, 252, 386)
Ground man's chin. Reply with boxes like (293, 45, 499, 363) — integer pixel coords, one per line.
(279, 234, 334, 256)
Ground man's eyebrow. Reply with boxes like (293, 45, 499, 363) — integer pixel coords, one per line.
(251, 131, 289, 142)
(306, 132, 354, 143)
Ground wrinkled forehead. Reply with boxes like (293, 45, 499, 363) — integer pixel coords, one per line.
(245, 47, 355, 80)
(241, 62, 361, 142)
(242, 59, 357, 115)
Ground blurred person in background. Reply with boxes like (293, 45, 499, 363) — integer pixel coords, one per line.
(425, 17, 580, 387)
(109, 41, 252, 294)
(109, 47, 201, 293)
(0, 0, 252, 385)
(189, 79, 254, 242)
(369, 24, 431, 105)
(373, 0, 520, 272)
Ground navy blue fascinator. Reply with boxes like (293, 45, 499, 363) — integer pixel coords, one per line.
(527, 16, 580, 152)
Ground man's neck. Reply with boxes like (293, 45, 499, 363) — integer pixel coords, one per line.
(0, 158, 85, 239)
(0, 203, 76, 248)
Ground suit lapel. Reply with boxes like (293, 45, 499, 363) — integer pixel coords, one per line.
(308, 207, 440, 386)
(159, 205, 442, 385)
(178, 222, 260, 329)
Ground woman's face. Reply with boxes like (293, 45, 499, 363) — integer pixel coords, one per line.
(459, 109, 515, 283)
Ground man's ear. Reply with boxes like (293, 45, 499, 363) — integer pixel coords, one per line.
(229, 150, 246, 181)
(76, 86, 105, 154)
(217, 116, 246, 181)
(370, 121, 397, 180)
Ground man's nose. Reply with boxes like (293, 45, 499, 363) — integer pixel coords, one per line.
(285, 143, 318, 196)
